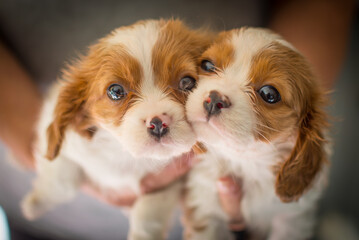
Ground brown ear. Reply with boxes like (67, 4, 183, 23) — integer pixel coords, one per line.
(45, 79, 89, 160)
(275, 100, 328, 202)
(44, 39, 108, 160)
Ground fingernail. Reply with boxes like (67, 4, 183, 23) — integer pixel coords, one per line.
(217, 180, 239, 194)
(229, 221, 246, 231)
(217, 181, 231, 194)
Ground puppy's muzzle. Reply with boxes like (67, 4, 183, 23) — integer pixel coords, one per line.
(147, 116, 169, 140)
(203, 90, 231, 119)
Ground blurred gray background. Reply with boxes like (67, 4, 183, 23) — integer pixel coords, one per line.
(0, 0, 358, 239)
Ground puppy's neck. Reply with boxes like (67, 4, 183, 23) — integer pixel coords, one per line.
(206, 135, 296, 178)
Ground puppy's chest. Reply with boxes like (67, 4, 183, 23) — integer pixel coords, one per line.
(62, 129, 168, 191)
(213, 143, 285, 180)
(209, 140, 294, 199)
(212, 141, 298, 221)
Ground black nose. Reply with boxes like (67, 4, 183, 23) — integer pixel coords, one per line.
(147, 117, 169, 140)
(203, 90, 231, 118)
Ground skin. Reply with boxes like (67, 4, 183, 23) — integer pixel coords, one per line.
(270, 0, 355, 89)
(217, 177, 246, 231)
(83, 151, 198, 205)
(0, 41, 41, 169)
(0, 0, 355, 233)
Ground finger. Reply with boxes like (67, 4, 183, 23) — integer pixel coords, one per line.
(7, 146, 36, 170)
(228, 221, 246, 231)
(82, 183, 137, 207)
(217, 177, 246, 231)
(104, 189, 138, 207)
(140, 151, 197, 193)
(106, 192, 137, 207)
(23, 145, 36, 169)
(22, 156, 35, 169)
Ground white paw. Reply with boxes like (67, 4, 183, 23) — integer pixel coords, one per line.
(21, 193, 47, 220)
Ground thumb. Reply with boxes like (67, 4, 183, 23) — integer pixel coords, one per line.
(217, 176, 246, 231)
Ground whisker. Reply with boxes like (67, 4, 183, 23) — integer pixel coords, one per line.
(254, 128, 279, 154)
(256, 122, 281, 133)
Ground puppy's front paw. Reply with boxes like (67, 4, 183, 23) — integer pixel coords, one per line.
(21, 193, 47, 220)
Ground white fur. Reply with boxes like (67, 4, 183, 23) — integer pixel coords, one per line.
(106, 20, 195, 160)
(185, 28, 329, 240)
(22, 20, 196, 240)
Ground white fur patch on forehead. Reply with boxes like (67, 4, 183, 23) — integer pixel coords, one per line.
(226, 28, 295, 85)
(231, 28, 294, 57)
(107, 20, 173, 102)
(107, 20, 160, 84)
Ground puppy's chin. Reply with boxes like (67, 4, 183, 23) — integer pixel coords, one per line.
(186, 96, 229, 144)
(116, 124, 196, 160)
(186, 89, 254, 148)
(189, 116, 235, 148)
(124, 138, 196, 160)
(130, 141, 194, 160)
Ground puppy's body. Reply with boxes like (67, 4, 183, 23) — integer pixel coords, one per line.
(186, 140, 328, 240)
(36, 85, 171, 194)
(22, 19, 211, 240)
(30, 86, 183, 240)
(185, 28, 329, 240)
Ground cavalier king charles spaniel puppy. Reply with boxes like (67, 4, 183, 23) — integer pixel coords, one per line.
(185, 28, 330, 240)
(21, 19, 211, 240)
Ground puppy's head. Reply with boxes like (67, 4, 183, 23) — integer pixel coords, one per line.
(46, 19, 211, 161)
(186, 28, 328, 202)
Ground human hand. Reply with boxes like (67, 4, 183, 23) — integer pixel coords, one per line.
(82, 182, 138, 207)
(140, 150, 195, 193)
(8, 141, 36, 170)
(0, 42, 40, 170)
(83, 151, 196, 207)
(217, 176, 246, 231)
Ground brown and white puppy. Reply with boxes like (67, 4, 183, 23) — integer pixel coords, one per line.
(185, 28, 330, 240)
(21, 19, 211, 240)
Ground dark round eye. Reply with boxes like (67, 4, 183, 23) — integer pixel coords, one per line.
(201, 60, 216, 72)
(107, 84, 127, 100)
(179, 76, 196, 91)
(258, 85, 281, 104)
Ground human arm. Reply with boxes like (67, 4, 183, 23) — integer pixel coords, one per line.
(0, 41, 41, 168)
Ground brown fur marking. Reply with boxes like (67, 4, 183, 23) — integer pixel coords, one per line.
(248, 42, 329, 202)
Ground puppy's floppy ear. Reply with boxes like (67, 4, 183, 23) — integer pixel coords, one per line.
(45, 77, 89, 160)
(45, 41, 107, 160)
(275, 92, 328, 202)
